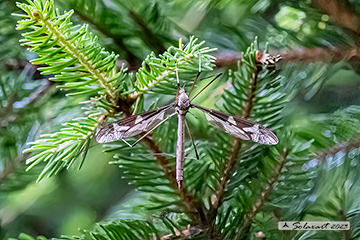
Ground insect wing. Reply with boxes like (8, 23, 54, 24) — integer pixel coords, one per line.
(96, 104, 174, 143)
(193, 105, 278, 145)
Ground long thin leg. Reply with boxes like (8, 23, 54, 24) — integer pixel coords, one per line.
(130, 112, 177, 147)
(131, 97, 140, 115)
(122, 139, 132, 147)
(184, 117, 199, 160)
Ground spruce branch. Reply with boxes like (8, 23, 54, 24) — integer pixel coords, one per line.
(14, 0, 125, 179)
(208, 47, 263, 240)
(0, 65, 55, 185)
(0, 80, 54, 182)
(128, 36, 216, 100)
(62, 219, 160, 240)
(14, 1, 216, 184)
(212, 55, 261, 211)
(24, 111, 99, 181)
(14, 0, 124, 108)
(316, 136, 360, 161)
(13, 2, 283, 239)
(39, 18, 116, 101)
(207, 45, 285, 239)
(237, 149, 289, 239)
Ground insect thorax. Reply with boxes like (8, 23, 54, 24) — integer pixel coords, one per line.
(176, 89, 190, 114)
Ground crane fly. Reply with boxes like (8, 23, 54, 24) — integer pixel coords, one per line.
(96, 72, 278, 190)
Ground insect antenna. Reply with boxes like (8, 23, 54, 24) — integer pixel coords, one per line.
(175, 63, 180, 98)
(188, 51, 202, 97)
(190, 73, 223, 102)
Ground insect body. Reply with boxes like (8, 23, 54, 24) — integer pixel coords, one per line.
(175, 89, 191, 189)
(97, 77, 278, 190)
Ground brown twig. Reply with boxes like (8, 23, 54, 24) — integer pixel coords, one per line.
(316, 137, 360, 160)
(312, 0, 360, 35)
(337, 209, 351, 240)
(215, 46, 360, 69)
(161, 225, 204, 240)
(141, 136, 206, 223)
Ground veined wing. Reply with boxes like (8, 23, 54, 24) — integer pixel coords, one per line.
(193, 105, 278, 145)
(96, 104, 175, 143)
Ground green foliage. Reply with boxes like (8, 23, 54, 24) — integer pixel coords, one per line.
(62, 220, 159, 240)
(9, 233, 51, 240)
(57, 0, 175, 60)
(331, 105, 360, 142)
(0, 1, 24, 64)
(14, 0, 124, 102)
(24, 110, 98, 182)
(0, 64, 54, 191)
(130, 37, 216, 98)
(3, 0, 360, 239)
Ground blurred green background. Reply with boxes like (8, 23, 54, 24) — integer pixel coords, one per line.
(1, 0, 360, 239)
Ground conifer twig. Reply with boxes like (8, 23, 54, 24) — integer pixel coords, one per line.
(316, 137, 360, 160)
(128, 70, 171, 100)
(236, 136, 360, 238)
(208, 64, 261, 239)
(141, 136, 206, 222)
(38, 15, 118, 103)
(215, 47, 360, 68)
(237, 150, 289, 239)
(212, 67, 260, 211)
